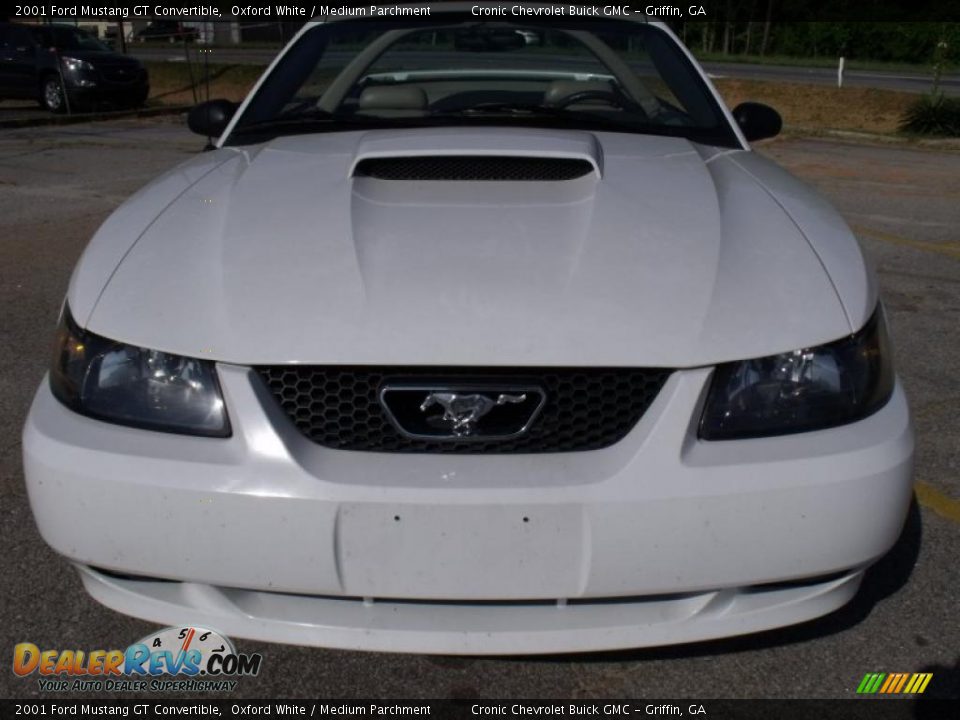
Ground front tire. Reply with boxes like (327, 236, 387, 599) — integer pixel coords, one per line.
(130, 87, 149, 109)
(40, 75, 67, 114)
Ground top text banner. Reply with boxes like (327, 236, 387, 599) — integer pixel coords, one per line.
(6, 1, 960, 22)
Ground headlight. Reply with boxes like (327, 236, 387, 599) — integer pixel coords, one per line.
(699, 306, 894, 440)
(60, 57, 95, 73)
(49, 307, 230, 437)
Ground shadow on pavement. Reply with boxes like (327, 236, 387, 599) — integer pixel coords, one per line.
(914, 658, 960, 710)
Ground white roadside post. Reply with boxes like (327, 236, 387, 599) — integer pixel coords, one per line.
(838, 56, 845, 88)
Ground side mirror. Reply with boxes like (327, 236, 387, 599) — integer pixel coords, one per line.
(187, 99, 238, 138)
(732, 102, 782, 142)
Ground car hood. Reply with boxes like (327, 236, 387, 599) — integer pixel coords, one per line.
(71, 127, 872, 367)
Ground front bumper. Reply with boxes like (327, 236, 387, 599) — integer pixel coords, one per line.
(23, 365, 914, 654)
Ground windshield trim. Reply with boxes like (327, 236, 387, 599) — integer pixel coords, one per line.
(227, 116, 738, 149)
(221, 13, 742, 150)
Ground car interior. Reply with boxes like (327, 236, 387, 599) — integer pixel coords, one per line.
(266, 24, 703, 127)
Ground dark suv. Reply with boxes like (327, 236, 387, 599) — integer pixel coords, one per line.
(134, 21, 199, 43)
(0, 23, 149, 112)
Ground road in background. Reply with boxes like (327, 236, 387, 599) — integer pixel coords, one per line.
(2, 50, 956, 123)
(0, 119, 957, 699)
(127, 45, 960, 95)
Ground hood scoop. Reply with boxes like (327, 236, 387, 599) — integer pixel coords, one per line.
(348, 127, 604, 180)
(353, 155, 595, 181)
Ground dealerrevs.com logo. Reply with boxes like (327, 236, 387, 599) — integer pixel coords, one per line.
(13, 626, 262, 693)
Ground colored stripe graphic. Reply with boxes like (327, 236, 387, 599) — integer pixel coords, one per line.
(905, 673, 933, 694)
(893, 674, 909, 693)
(857, 673, 932, 694)
(857, 673, 885, 694)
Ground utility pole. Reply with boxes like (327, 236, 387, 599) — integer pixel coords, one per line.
(760, 0, 773, 57)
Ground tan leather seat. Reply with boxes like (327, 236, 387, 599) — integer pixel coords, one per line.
(543, 79, 615, 107)
(358, 86, 428, 116)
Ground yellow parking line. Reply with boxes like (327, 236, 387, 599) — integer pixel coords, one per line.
(915, 480, 960, 524)
(851, 224, 960, 260)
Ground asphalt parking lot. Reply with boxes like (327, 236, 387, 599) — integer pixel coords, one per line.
(0, 117, 957, 700)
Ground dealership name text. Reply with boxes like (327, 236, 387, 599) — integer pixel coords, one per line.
(18, 4, 709, 19)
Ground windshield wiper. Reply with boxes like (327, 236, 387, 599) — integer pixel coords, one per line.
(434, 102, 579, 118)
(229, 112, 385, 138)
(433, 102, 649, 132)
(228, 104, 702, 144)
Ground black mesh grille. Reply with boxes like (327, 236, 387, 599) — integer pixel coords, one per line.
(255, 366, 671, 454)
(353, 156, 595, 181)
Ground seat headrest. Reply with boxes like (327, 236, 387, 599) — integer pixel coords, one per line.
(543, 79, 614, 107)
(358, 86, 428, 111)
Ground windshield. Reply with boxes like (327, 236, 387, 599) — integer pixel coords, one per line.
(227, 16, 738, 148)
(31, 26, 112, 52)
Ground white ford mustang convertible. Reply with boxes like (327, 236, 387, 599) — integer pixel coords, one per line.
(23, 3, 914, 654)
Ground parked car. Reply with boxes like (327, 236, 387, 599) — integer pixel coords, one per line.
(134, 21, 198, 43)
(0, 22, 148, 112)
(101, 25, 130, 49)
(23, 4, 913, 655)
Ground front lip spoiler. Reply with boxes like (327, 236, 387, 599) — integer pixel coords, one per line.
(75, 563, 865, 655)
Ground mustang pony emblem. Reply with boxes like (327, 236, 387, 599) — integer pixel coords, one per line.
(420, 392, 527, 437)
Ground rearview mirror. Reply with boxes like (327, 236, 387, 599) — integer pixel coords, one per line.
(187, 99, 238, 138)
(732, 102, 782, 142)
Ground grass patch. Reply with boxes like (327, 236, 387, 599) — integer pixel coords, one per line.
(145, 61, 264, 105)
(692, 52, 937, 74)
(899, 95, 960, 136)
(713, 78, 916, 135)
